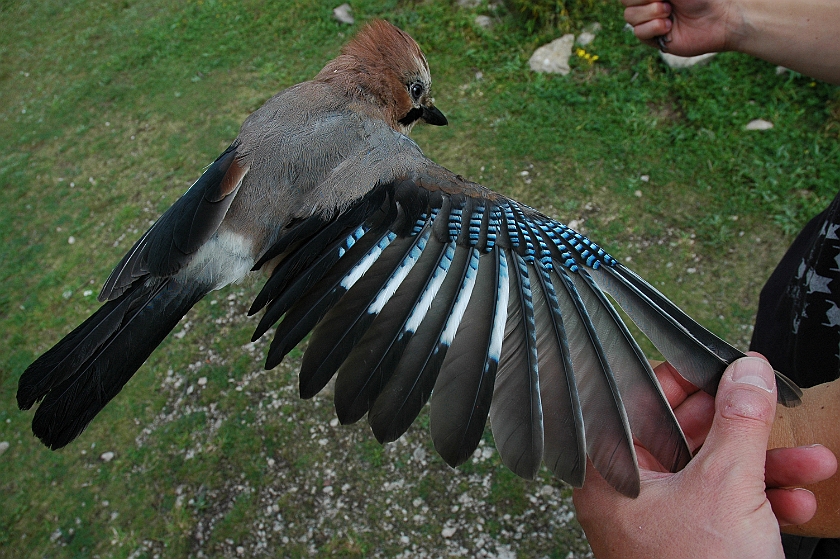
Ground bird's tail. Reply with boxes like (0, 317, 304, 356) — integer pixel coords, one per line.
(17, 278, 207, 449)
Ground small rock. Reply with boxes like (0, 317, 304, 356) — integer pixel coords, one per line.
(68, 236, 75, 244)
(332, 3, 354, 25)
(100, 451, 115, 462)
(197, 376, 207, 386)
(776, 65, 789, 75)
(442, 526, 457, 538)
(660, 52, 716, 69)
(457, 0, 482, 7)
(0, 441, 9, 456)
(474, 15, 493, 29)
(745, 119, 774, 130)
(640, 174, 650, 182)
(583, 22, 602, 34)
(529, 34, 575, 75)
(576, 32, 596, 47)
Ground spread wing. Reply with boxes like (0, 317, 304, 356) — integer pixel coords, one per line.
(247, 160, 801, 498)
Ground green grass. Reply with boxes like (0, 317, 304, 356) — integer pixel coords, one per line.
(1, 0, 838, 557)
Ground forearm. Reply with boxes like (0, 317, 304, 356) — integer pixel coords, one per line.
(769, 379, 840, 536)
(728, 0, 840, 84)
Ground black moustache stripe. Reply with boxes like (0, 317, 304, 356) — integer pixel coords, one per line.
(398, 107, 423, 126)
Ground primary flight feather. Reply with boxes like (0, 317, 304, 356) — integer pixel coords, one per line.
(17, 20, 801, 498)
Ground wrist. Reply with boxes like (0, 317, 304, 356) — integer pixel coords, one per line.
(719, 0, 840, 84)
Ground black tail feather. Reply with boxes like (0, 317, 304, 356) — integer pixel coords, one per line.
(18, 278, 205, 449)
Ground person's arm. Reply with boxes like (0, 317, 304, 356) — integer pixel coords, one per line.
(622, 0, 840, 85)
(769, 379, 840, 537)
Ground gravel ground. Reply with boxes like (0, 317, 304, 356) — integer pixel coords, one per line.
(89, 287, 595, 558)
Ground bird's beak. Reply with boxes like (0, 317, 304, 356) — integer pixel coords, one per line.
(422, 105, 448, 126)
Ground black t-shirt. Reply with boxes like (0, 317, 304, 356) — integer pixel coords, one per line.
(750, 192, 840, 559)
(751, 192, 840, 388)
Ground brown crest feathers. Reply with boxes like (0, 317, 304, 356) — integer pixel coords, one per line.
(314, 20, 430, 131)
(340, 20, 428, 76)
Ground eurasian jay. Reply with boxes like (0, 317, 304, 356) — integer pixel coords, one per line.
(16, 20, 801, 497)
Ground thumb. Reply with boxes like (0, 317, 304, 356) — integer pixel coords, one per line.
(695, 356, 778, 482)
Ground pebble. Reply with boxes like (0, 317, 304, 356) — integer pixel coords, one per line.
(474, 15, 492, 29)
(332, 4, 354, 25)
(529, 35, 575, 75)
(100, 451, 115, 462)
(660, 52, 716, 69)
(0, 441, 9, 456)
(745, 119, 774, 130)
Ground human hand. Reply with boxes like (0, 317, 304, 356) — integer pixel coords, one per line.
(621, 0, 731, 56)
(573, 355, 837, 558)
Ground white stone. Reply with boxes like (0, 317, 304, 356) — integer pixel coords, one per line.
(745, 119, 774, 130)
(474, 15, 493, 29)
(529, 34, 575, 75)
(583, 22, 602, 34)
(0, 441, 9, 456)
(576, 32, 596, 46)
(660, 52, 717, 69)
(441, 526, 457, 538)
(332, 3, 354, 25)
(99, 451, 115, 462)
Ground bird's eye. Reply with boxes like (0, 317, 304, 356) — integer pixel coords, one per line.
(410, 83, 424, 99)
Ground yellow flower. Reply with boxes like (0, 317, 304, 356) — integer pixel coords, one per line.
(576, 48, 599, 65)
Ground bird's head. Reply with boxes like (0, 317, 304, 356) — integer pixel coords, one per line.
(316, 20, 448, 135)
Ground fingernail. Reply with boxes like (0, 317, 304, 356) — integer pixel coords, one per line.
(730, 357, 773, 392)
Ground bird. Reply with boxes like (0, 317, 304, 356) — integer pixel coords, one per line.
(17, 19, 802, 498)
